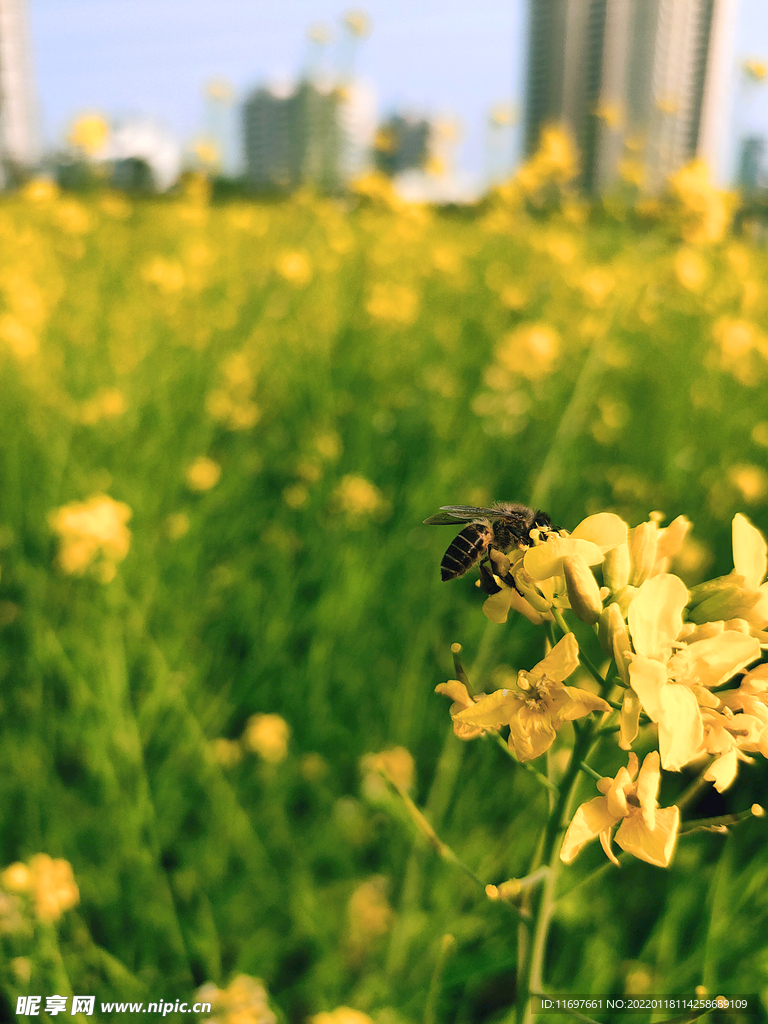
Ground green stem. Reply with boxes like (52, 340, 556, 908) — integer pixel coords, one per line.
(491, 731, 558, 792)
(579, 760, 603, 782)
(552, 608, 606, 688)
(675, 760, 715, 813)
(423, 934, 456, 1024)
(515, 721, 595, 1024)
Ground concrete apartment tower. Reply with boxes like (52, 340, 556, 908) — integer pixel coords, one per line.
(0, 0, 40, 180)
(524, 0, 736, 191)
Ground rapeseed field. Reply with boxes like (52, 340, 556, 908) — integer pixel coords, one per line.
(0, 154, 767, 1023)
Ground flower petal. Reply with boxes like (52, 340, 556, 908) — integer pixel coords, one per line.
(434, 680, 472, 707)
(676, 632, 761, 688)
(615, 804, 679, 867)
(658, 683, 704, 771)
(560, 796, 620, 864)
(619, 688, 641, 750)
(628, 656, 668, 722)
(524, 537, 603, 580)
(453, 689, 518, 727)
(559, 686, 611, 721)
(704, 749, 739, 792)
(627, 573, 689, 659)
(508, 706, 557, 761)
(534, 632, 579, 683)
(733, 513, 767, 592)
(570, 513, 629, 552)
(635, 751, 661, 831)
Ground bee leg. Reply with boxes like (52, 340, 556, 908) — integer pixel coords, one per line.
(478, 561, 502, 595)
(500, 571, 524, 596)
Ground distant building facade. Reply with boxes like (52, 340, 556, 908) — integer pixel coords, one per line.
(524, 0, 736, 191)
(0, 0, 40, 180)
(373, 114, 431, 177)
(243, 80, 344, 192)
(738, 136, 766, 193)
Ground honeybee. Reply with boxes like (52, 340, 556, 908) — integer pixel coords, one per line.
(423, 502, 556, 588)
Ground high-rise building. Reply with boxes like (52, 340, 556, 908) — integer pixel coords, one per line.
(242, 79, 344, 192)
(524, 0, 736, 191)
(0, 0, 40, 180)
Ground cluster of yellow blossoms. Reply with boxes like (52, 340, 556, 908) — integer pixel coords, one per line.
(1, 854, 79, 924)
(438, 510, 768, 868)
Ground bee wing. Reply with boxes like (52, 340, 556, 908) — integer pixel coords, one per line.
(423, 505, 496, 525)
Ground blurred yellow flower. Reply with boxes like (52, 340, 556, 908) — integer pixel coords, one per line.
(22, 177, 58, 203)
(242, 713, 290, 763)
(595, 102, 623, 129)
(0, 314, 38, 359)
(347, 876, 393, 956)
(365, 282, 419, 326)
(311, 1010, 375, 1024)
(743, 58, 768, 82)
(516, 124, 578, 195)
(165, 512, 191, 540)
(186, 457, 221, 492)
(27, 855, 79, 923)
(275, 250, 313, 287)
(212, 738, 243, 768)
(68, 113, 109, 155)
(142, 256, 186, 293)
(494, 322, 560, 379)
(343, 9, 371, 37)
(674, 248, 708, 291)
(49, 494, 132, 577)
(332, 474, 388, 520)
(580, 267, 615, 307)
(197, 975, 276, 1024)
(360, 747, 415, 791)
(729, 465, 768, 504)
(1, 863, 31, 892)
(78, 388, 127, 425)
(668, 160, 733, 245)
(619, 158, 645, 188)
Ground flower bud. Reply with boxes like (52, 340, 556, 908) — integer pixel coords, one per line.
(628, 521, 658, 586)
(563, 555, 602, 624)
(602, 542, 630, 592)
(687, 573, 760, 624)
(608, 584, 638, 619)
(598, 601, 623, 656)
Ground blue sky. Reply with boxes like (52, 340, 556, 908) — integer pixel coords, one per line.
(27, 0, 768, 186)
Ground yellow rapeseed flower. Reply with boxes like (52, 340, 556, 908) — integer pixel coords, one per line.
(360, 747, 415, 791)
(68, 113, 109, 156)
(27, 855, 79, 923)
(560, 752, 680, 868)
(49, 494, 132, 577)
(365, 282, 420, 326)
(494, 322, 560, 379)
(332, 474, 387, 520)
(310, 1010, 375, 1024)
(453, 634, 609, 761)
(197, 975, 276, 1024)
(743, 59, 768, 82)
(275, 250, 313, 287)
(185, 457, 221, 492)
(242, 714, 291, 763)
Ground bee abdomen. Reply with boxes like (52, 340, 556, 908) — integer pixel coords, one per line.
(441, 523, 492, 581)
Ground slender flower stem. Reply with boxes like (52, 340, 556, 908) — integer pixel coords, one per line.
(552, 608, 606, 688)
(679, 807, 761, 834)
(423, 934, 456, 1024)
(491, 731, 558, 791)
(579, 760, 603, 782)
(379, 770, 529, 922)
(516, 721, 595, 1024)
